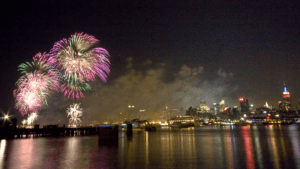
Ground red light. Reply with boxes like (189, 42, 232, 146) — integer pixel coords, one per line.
(239, 98, 244, 101)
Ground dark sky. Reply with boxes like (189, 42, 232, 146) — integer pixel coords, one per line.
(1, 0, 300, 120)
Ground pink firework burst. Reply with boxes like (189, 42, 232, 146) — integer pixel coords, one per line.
(14, 53, 60, 116)
(48, 32, 110, 99)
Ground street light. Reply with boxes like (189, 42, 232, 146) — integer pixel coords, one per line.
(4, 115, 8, 119)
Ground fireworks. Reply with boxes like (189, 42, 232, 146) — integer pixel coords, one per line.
(13, 33, 111, 118)
(13, 53, 60, 116)
(61, 81, 91, 100)
(66, 103, 83, 126)
(27, 113, 38, 126)
(49, 32, 110, 99)
(22, 119, 27, 126)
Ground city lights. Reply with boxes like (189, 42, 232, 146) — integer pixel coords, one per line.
(1, 3, 300, 169)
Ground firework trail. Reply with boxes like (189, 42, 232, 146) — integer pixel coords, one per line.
(13, 53, 61, 116)
(61, 82, 91, 100)
(66, 103, 83, 126)
(49, 32, 110, 99)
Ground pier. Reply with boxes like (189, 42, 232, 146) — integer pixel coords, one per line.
(0, 126, 98, 139)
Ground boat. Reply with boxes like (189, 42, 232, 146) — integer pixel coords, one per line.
(234, 121, 253, 126)
(145, 125, 157, 131)
(203, 122, 211, 125)
(262, 121, 294, 125)
(121, 119, 148, 129)
(280, 121, 294, 125)
(220, 122, 234, 126)
(168, 116, 195, 127)
(170, 122, 189, 128)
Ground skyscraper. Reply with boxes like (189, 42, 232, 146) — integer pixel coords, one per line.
(213, 103, 219, 115)
(199, 101, 209, 113)
(282, 86, 291, 111)
(239, 98, 250, 114)
(219, 100, 225, 113)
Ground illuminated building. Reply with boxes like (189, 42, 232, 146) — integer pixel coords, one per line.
(223, 107, 231, 114)
(232, 106, 240, 119)
(218, 106, 231, 120)
(282, 86, 291, 111)
(265, 102, 269, 108)
(219, 100, 225, 112)
(239, 98, 250, 114)
(209, 108, 215, 114)
(199, 101, 210, 113)
(213, 103, 219, 115)
(256, 106, 269, 116)
(250, 104, 254, 112)
(278, 101, 283, 111)
(186, 107, 197, 116)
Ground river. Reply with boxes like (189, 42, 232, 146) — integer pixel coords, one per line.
(0, 125, 300, 169)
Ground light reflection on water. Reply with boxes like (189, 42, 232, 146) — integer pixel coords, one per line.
(289, 125, 300, 169)
(0, 140, 6, 169)
(0, 125, 300, 169)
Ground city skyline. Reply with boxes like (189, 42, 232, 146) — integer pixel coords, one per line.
(1, 1, 300, 169)
(0, 1, 299, 123)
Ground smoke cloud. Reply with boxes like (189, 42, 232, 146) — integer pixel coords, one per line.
(35, 58, 238, 125)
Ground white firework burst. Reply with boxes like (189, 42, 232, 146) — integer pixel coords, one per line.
(27, 112, 38, 126)
(66, 103, 83, 126)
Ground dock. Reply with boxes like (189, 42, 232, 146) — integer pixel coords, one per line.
(0, 127, 97, 139)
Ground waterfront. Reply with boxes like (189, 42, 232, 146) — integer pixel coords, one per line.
(0, 125, 300, 169)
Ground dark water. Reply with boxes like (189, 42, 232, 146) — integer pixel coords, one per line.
(1, 125, 300, 169)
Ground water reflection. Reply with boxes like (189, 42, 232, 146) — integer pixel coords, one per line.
(268, 125, 280, 169)
(0, 140, 6, 169)
(241, 126, 255, 169)
(253, 127, 263, 169)
(145, 132, 149, 168)
(226, 130, 234, 169)
(11, 139, 35, 168)
(63, 137, 81, 168)
(288, 125, 300, 169)
(0, 126, 300, 168)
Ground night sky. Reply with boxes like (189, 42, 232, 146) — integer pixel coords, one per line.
(1, 1, 299, 123)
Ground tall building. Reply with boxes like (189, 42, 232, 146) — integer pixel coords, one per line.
(239, 98, 250, 114)
(232, 106, 240, 119)
(186, 107, 197, 116)
(282, 86, 291, 111)
(213, 103, 219, 115)
(278, 101, 283, 111)
(219, 100, 225, 112)
(199, 101, 209, 113)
